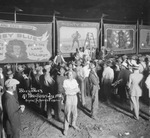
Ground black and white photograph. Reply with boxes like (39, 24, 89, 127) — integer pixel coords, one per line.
(0, 0, 150, 138)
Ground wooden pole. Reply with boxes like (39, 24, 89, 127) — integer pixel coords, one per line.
(53, 13, 56, 56)
(136, 19, 139, 55)
(100, 17, 103, 48)
(14, 10, 16, 23)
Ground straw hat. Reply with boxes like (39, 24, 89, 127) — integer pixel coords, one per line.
(121, 62, 128, 69)
(132, 64, 139, 70)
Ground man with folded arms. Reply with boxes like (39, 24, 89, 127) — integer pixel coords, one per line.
(63, 71, 80, 136)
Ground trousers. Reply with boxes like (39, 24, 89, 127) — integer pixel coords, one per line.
(91, 85, 99, 117)
(64, 95, 78, 131)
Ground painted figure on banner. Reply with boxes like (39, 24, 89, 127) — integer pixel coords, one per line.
(118, 30, 126, 48)
(71, 31, 81, 49)
(6, 39, 27, 61)
(146, 32, 150, 46)
(107, 29, 132, 50)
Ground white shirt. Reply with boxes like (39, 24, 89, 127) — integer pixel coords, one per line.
(63, 79, 80, 95)
(82, 64, 90, 78)
(139, 62, 146, 73)
(145, 75, 150, 89)
(76, 66, 84, 78)
(102, 66, 114, 82)
(6, 90, 14, 95)
(145, 75, 150, 98)
(79, 51, 84, 59)
(84, 49, 90, 57)
(0, 73, 3, 79)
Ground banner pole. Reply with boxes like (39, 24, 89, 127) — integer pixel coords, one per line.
(100, 17, 103, 48)
(136, 19, 139, 55)
(53, 13, 56, 56)
(14, 7, 23, 23)
(14, 10, 16, 23)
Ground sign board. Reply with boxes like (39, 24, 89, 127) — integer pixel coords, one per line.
(0, 22, 52, 63)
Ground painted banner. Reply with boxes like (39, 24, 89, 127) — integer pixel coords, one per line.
(0, 22, 52, 63)
(104, 24, 136, 54)
(57, 20, 99, 57)
(139, 25, 150, 53)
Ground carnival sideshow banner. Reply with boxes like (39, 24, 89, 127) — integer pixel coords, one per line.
(139, 25, 150, 53)
(104, 24, 136, 54)
(0, 22, 52, 63)
(57, 21, 99, 56)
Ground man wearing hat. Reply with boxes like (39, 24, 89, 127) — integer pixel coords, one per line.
(5, 70, 19, 101)
(101, 60, 114, 103)
(128, 64, 143, 120)
(2, 78, 25, 138)
(117, 62, 131, 103)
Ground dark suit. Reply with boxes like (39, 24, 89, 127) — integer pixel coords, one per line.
(89, 70, 100, 117)
(0, 74, 5, 138)
(2, 91, 21, 138)
(117, 68, 131, 102)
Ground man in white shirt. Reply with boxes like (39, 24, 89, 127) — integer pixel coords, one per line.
(102, 60, 114, 103)
(63, 71, 80, 136)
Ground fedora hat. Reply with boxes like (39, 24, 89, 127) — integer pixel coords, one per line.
(132, 64, 139, 70)
(121, 62, 128, 68)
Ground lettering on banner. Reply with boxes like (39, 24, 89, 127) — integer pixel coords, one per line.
(19, 88, 61, 103)
(0, 23, 37, 30)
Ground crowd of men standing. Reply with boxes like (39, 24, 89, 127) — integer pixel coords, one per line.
(0, 47, 150, 137)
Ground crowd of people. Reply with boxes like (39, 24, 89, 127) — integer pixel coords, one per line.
(0, 46, 150, 137)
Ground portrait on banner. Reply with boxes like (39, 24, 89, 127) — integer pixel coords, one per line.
(6, 39, 27, 61)
(57, 21, 99, 56)
(104, 24, 136, 54)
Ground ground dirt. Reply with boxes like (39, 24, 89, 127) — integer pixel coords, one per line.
(20, 97, 150, 138)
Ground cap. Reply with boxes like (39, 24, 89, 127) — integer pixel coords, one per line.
(5, 79, 20, 88)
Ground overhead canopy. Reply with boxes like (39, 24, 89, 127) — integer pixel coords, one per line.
(0, 0, 148, 23)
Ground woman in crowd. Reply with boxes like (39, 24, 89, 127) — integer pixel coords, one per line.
(128, 64, 143, 120)
(63, 71, 80, 136)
